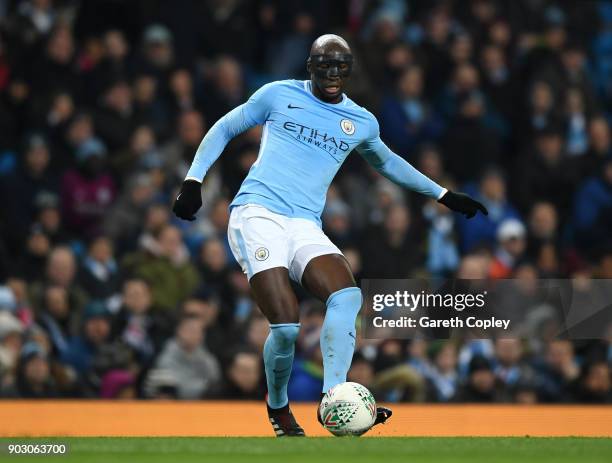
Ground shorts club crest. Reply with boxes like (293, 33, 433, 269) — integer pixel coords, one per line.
(228, 204, 342, 281)
(255, 247, 269, 261)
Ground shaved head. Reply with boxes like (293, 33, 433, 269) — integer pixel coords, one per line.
(310, 34, 351, 56)
(307, 34, 353, 103)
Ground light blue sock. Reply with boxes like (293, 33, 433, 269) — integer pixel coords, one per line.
(321, 287, 363, 393)
(264, 323, 300, 409)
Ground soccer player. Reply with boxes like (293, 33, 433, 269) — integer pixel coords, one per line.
(173, 35, 487, 436)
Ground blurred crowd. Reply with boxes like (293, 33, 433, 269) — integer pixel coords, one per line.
(0, 0, 611, 403)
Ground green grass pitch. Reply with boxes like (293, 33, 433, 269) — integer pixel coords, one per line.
(1, 437, 611, 463)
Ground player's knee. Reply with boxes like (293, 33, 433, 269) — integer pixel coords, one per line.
(270, 323, 300, 350)
(266, 294, 300, 324)
(326, 286, 362, 316)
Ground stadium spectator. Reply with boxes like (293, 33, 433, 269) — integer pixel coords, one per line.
(29, 246, 87, 315)
(78, 235, 121, 302)
(535, 340, 580, 403)
(0, 311, 24, 391)
(489, 219, 527, 279)
(456, 168, 520, 252)
(121, 224, 199, 311)
(361, 204, 423, 278)
(148, 315, 220, 399)
(378, 65, 443, 157)
(60, 138, 116, 237)
(10, 341, 58, 398)
(573, 361, 612, 403)
(214, 348, 265, 400)
(572, 157, 612, 255)
(112, 278, 170, 364)
(493, 339, 534, 392)
(60, 300, 113, 375)
(515, 125, 576, 217)
(454, 355, 501, 402)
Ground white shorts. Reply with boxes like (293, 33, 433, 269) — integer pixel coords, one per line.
(227, 204, 342, 282)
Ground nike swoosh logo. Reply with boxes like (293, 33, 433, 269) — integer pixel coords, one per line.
(348, 332, 355, 340)
(287, 104, 303, 109)
(176, 193, 181, 200)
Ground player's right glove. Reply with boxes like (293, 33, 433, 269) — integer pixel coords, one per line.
(438, 190, 488, 219)
(172, 179, 202, 221)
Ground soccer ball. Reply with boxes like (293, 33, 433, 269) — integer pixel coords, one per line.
(319, 382, 377, 436)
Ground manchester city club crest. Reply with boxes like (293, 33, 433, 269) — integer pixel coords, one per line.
(255, 247, 269, 261)
(340, 119, 355, 135)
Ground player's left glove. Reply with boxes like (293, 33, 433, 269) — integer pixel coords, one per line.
(438, 190, 488, 219)
(172, 179, 202, 221)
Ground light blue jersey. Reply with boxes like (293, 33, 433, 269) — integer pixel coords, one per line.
(186, 79, 445, 226)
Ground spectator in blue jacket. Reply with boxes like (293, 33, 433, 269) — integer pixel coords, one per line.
(457, 168, 521, 252)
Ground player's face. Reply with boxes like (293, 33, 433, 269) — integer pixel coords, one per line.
(308, 52, 353, 103)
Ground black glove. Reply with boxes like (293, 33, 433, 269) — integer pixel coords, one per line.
(438, 190, 488, 219)
(172, 180, 202, 221)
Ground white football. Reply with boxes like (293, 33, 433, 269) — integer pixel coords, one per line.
(319, 382, 377, 436)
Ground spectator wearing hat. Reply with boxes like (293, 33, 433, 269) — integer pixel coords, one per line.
(454, 355, 502, 402)
(135, 24, 175, 87)
(60, 138, 116, 237)
(60, 300, 113, 375)
(6, 341, 58, 398)
(490, 218, 527, 279)
(0, 133, 58, 252)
